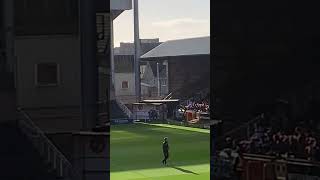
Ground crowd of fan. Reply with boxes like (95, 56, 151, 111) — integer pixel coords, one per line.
(184, 98, 210, 113)
(224, 124, 320, 161)
(174, 96, 210, 122)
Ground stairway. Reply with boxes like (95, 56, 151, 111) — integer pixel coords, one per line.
(0, 121, 56, 179)
(110, 100, 128, 119)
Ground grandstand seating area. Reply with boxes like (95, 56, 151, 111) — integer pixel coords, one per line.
(210, 79, 320, 179)
(172, 92, 210, 125)
(237, 124, 320, 160)
(217, 111, 320, 158)
(212, 96, 320, 179)
(184, 98, 209, 113)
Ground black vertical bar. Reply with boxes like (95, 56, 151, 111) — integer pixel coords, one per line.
(3, 0, 14, 73)
(210, 125, 214, 179)
(0, 0, 5, 72)
(79, 0, 98, 130)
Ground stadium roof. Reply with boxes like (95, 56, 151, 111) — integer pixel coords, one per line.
(111, 0, 132, 19)
(111, 0, 132, 10)
(140, 36, 210, 59)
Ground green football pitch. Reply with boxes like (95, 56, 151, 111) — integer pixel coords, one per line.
(110, 123, 210, 180)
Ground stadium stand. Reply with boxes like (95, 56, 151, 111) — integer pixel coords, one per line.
(213, 99, 320, 179)
(176, 89, 210, 121)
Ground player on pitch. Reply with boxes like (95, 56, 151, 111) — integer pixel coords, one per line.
(162, 137, 169, 165)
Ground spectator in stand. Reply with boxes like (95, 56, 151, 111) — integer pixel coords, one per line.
(232, 139, 240, 152)
(261, 132, 271, 154)
(228, 110, 320, 161)
(150, 109, 157, 121)
(183, 97, 210, 113)
(291, 133, 299, 157)
(225, 137, 233, 149)
(271, 133, 281, 156)
(315, 144, 320, 161)
(148, 110, 152, 121)
(148, 109, 157, 121)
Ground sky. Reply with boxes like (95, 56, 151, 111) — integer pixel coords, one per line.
(113, 0, 210, 47)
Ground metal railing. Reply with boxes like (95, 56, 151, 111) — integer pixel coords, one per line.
(17, 108, 81, 180)
(216, 115, 261, 149)
(163, 92, 172, 100)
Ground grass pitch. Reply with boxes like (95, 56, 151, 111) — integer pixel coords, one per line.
(111, 123, 210, 180)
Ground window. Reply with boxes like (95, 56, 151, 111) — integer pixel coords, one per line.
(122, 81, 129, 89)
(35, 63, 60, 86)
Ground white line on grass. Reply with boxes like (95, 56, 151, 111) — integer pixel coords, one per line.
(137, 122, 210, 134)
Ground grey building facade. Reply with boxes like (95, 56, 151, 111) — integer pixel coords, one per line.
(113, 38, 162, 104)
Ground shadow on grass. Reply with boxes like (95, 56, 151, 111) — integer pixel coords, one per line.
(170, 166, 199, 175)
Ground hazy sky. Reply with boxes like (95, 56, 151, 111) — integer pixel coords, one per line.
(113, 0, 210, 47)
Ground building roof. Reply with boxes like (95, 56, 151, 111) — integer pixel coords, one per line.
(114, 39, 161, 56)
(141, 36, 210, 59)
(111, 0, 132, 19)
(114, 40, 162, 73)
(111, 0, 132, 10)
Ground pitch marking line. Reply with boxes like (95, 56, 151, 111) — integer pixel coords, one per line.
(137, 122, 210, 134)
